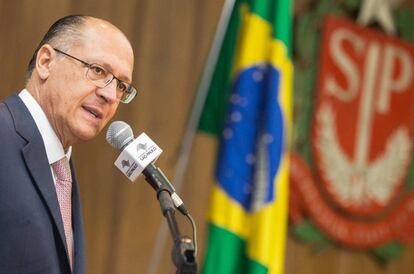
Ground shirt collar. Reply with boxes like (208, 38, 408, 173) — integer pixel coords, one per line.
(19, 89, 72, 164)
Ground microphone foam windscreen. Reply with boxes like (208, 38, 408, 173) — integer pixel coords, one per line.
(106, 121, 134, 150)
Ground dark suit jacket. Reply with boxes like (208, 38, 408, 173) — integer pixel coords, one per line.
(0, 95, 85, 274)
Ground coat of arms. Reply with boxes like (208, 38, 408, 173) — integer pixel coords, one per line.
(290, 0, 414, 260)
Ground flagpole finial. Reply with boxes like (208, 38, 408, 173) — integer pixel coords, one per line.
(356, 0, 398, 35)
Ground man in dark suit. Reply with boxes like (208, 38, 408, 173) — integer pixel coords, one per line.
(0, 15, 137, 274)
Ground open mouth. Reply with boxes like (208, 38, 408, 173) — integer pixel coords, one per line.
(82, 105, 103, 120)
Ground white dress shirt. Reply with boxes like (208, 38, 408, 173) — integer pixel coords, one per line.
(18, 89, 72, 183)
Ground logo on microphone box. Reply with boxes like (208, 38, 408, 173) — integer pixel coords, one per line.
(114, 132, 163, 182)
(120, 158, 138, 178)
(125, 162, 139, 178)
(121, 160, 131, 168)
(138, 143, 157, 162)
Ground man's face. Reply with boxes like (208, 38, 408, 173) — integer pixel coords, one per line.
(39, 20, 134, 148)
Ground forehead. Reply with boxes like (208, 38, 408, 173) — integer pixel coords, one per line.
(74, 21, 134, 82)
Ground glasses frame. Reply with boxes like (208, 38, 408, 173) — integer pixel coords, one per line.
(53, 48, 137, 104)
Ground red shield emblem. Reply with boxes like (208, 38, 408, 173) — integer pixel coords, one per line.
(313, 16, 414, 215)
(290, 16, 414, 249)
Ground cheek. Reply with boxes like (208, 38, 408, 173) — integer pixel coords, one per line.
(60, 93, 81, 116)
(105, 104, 119, 121)
(50, 93, 71, 117)
(67, 85, 95, 108)
(45, 67, 93, 122)
(55, 92, 88, 126)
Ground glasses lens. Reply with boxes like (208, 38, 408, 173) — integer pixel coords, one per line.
(87, 64, 111, 87)
(120, 86, 137, 104)
(86, 63, 137, 104)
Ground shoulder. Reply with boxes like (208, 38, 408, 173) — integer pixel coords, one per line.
(0, 97, 28, 150)
(0, 101, 14, 136)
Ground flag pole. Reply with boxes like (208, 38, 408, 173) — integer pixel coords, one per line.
(145, 1, 236, 273)
(173, 0, 236, 188)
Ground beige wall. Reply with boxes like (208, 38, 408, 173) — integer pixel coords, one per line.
(0, 1, 413, 273)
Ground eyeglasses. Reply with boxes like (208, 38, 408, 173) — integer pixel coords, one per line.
(53, 48, 137, 104)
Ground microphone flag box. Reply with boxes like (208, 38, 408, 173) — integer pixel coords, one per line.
(114, 133, 163, 182)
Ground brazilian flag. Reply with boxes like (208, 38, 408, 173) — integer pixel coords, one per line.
(200, 0, 293, 273)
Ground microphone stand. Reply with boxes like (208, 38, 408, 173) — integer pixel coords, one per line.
(157, 189, 197, 274)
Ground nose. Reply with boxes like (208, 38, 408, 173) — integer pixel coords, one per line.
(96, 79, 118, 104)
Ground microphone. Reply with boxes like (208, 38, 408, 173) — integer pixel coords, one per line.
(106, 121, 188, 215)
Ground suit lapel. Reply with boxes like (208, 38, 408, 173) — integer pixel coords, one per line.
(5, 95, 69, 259)
(71, 161, 85, 274)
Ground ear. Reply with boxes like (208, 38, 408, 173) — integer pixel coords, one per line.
(35, 44, 56, 80)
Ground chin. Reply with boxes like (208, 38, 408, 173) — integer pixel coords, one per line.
(73, 126, 102, 142)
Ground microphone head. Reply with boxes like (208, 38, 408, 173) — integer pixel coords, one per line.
(106, 121, 134, 150)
